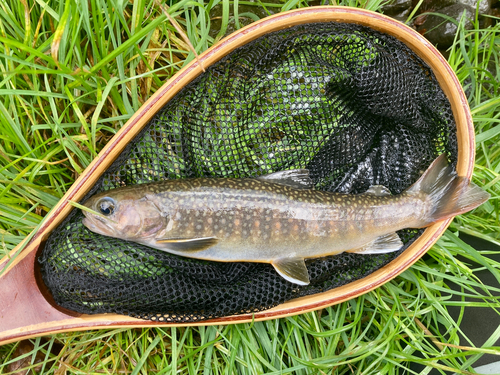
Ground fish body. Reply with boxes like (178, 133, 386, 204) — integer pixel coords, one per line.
(82, 155, 489, 285)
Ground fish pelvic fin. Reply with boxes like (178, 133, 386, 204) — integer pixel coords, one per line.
(272, 257, 310, 285)
(155, 237, 218, 252)
(406, 154, 490, 225)
(347, 232, 403, 254)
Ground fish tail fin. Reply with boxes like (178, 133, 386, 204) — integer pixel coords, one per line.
(406, 154, 489, 226)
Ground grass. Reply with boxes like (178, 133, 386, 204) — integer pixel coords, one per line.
(1, 0, 500, 374)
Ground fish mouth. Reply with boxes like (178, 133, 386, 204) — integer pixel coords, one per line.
(82, 212, 116, 237)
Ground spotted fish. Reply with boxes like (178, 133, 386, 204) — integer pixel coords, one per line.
(82, 154, 489, 285)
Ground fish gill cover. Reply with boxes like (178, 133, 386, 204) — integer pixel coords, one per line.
(39, 23, 457, 321)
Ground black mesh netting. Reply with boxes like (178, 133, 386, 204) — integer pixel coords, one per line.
(39, 22, 458, 322)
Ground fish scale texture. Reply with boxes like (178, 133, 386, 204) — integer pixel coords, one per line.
(39, 22, 458, 321)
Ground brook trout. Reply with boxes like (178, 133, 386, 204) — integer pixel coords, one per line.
(82, 154, 489, 285)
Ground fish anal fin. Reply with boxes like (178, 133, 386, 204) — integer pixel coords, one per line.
(272, 257, 310, 285)
(347, 232, 403, 254)
(258, 169, 314, 189)
(364, 185, 391, 196)
(155, 237, 218, 252)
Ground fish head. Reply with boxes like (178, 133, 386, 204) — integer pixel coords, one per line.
(82, 189, 165, 240)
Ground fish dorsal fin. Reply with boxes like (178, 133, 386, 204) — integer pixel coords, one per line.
(364, 185, 392, 196)
(271, 257, 310, 285)
(258, 169, 314, 189)
(155, 237, 218, 252)
(347, 232, 403, 254)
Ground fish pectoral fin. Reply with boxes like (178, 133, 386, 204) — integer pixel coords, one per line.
(154, 237, 218, 252)
(364, 185, 392, 196)
(347, 232, 403, 254)
(258, 169, 314, 190)
(271, 257, 310, 285)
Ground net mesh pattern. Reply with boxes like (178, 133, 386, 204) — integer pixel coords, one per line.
(39, 22, 458, 322)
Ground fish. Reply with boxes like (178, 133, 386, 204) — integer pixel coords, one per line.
(82, 154, 489, 285)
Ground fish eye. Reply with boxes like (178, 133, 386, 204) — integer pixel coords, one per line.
(97, 198, 116, 216)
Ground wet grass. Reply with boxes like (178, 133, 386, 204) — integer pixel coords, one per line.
(1, 1, 500, 374)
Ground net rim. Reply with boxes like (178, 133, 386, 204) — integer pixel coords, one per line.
(0, 7, 474, 344)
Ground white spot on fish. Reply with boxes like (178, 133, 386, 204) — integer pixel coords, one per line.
(165, 219, 174, 232)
